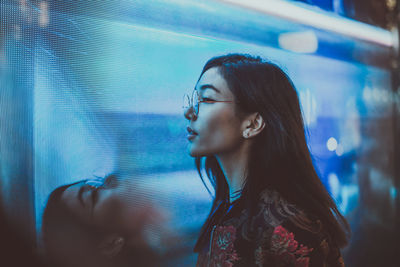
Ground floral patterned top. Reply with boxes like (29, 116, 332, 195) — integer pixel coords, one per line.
(196, 190, 345, 267)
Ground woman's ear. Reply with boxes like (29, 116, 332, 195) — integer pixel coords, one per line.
(242, 112, 265, 138)
(98, 234, 125, 258)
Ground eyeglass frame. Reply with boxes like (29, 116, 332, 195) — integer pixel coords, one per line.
(84, 175, 117, 189)
(84, 178, 105, 189)
(183, 89, 239, 117)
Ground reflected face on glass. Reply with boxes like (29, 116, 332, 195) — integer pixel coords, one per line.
(60, 176, 151, 234)
(44, 176, 165, 267)
(60, 176, 122, 229)
(184, 67, 244, 157)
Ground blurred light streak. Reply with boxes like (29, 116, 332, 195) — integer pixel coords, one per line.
(217, 0, 394, 47)
(328, 173, 340, 199)
(13, 25, 22, 40)
(339, 185, 359, 214)
(39, 1, 49, 27)
(19, 0, 28, 13)
(299, 88, 317, 127)
(19, 0, 33, 23)
(278, 31, 318, 53)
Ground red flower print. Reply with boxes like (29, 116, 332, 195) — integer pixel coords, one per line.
(296, 257, 310, 267)
(270, 225, 313, 267)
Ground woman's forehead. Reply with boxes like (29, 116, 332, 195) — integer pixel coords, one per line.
(197, 67, 231, 96)
(61, 181, 85, 200)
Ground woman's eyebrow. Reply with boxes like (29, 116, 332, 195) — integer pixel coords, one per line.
(199, 84, 221, 94)
(78, 186, 86, 207)
(91, 189, 99, 212)
(77, 184, 100, 214)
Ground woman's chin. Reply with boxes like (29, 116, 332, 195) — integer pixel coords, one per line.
(188, 149, 200, 158)
(187, 146, 205, 158)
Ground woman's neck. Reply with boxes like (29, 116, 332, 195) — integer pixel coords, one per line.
(215, 143, 250, 203)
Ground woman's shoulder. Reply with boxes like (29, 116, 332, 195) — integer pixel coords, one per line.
(248, 189, 345, 267)
(257, 189, 303, 226)
(247, 189, 317, 253)
(248, 188, 319, 233)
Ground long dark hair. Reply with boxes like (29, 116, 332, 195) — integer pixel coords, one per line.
(193, 53, 350, 252)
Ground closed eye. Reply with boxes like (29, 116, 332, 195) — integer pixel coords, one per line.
(200, 98, 215, 103)
(78, 182, 101, 211)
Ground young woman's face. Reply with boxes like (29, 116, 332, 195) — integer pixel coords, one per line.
(184, 67, 244, 157)
(60, 176, 153, 233)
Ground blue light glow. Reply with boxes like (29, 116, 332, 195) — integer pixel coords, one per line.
(0, 1, 396, 265)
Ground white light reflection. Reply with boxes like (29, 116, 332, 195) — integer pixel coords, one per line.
(299, 88, 317, 126)
(328, 173, 340, 200)
(339, 185, 359, 214)
(335, 144, 344, 156)
(218, 0, 394, 47)
(326, 137, 338, 151)
(362, 86, 372, 102)
(19, 0, 28, 13)
(362, 86, 392, 106)
(278, 31, 318, 53)
(13, 25, 22, 40)
(39, 1, 49, 27)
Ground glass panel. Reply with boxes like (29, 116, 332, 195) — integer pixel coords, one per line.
(0, 0, 397, 266)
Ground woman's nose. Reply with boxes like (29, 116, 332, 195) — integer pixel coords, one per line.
(184, 106, 197, 121)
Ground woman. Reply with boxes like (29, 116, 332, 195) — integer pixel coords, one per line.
(183, 54, 350, 266)
(42, 174, 166, 267)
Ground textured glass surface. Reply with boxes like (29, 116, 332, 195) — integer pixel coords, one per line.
(0, 0, 397, 266)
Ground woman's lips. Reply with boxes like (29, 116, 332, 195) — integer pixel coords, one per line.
(187, 134, 197, 140)
(187, 126, 198, 140)
(187, 126, 198, 135)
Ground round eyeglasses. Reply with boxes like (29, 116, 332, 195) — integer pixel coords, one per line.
(84, 174, 118, 190)
(183, 90, 237, 117)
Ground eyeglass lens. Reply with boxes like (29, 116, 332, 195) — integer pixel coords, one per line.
(183, 91, 199, 116)
(191, 90, 199, 115)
